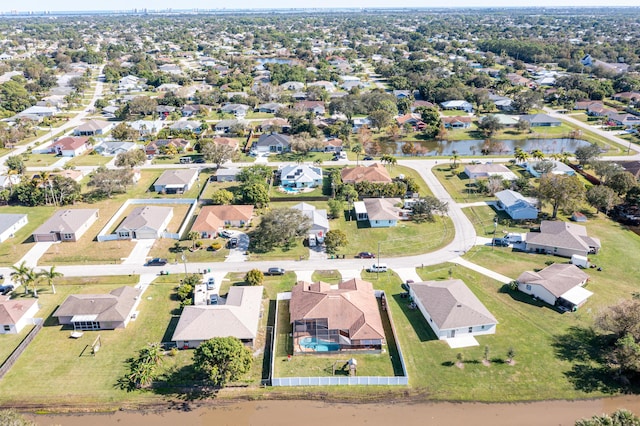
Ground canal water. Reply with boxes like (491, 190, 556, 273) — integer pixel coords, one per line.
(381, 138, 591, 156)
(28, 396, 640, 426)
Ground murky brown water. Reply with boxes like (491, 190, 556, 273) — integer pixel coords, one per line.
(29, 397, 640, 426)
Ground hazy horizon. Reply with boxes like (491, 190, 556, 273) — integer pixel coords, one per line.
(3, 0, 640, 13)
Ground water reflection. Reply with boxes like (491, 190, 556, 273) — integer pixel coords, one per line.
(382, 138, 590, 156)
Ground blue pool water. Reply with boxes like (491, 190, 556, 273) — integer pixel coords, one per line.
(299, 336, 340, 352)
(281, 186, 299, 194)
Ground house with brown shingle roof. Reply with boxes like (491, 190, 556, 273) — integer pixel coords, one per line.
(32, 209, 99, 242)
(172, 286, 263, 348)
(0, 298, 39, 334)
(191, 205, 254, 238)
(409, 279, 498, 341)
(73, 119, 113, 136)
(355, 198, 405, 228)
(525, 220, 601, 258)
(212, 137, 239, 151)
(153, 168, 199, 193)
(51, 136, 89, 157)
(516, 263, 592, 310)
(53, 286, 141, 330)
(340, 163, 391, 184)
(289, 278, 385, 354)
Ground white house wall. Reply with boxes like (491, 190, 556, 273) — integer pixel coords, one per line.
(518, 282, 557, 306)
(0, 215, 28, 242)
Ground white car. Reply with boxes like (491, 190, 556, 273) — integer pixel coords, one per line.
(206, 277, 216, 290)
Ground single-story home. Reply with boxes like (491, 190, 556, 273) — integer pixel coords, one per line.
(294, 101, 326, 116)
(0, 174, 21, 190)
(254, 133, 291, 154)
(442, 116, 472, 129)
(257, 103, 285, 114)
(410, 279, 498, 340)
(292, 203, 329, 241)
(258, 118, 291, 133)
(145, 138, 190, 156)
(212, 137, 239, 151)
(215, 167, 241, 182)
(464, 164, 517, 180)
(516, 263, 592, 310)
(0, 213, 28, 243)
(170, 121, 203, 133)
(191, 205, 254, 238)
(0, 299, 39, 334)
(495, 190, 539, 220)
(172, 286, 264, 348)
(290, 279, 385, 354)
(53, 286, 141, 330)
(73, 120, 113, 136)
(278, 164, 323, 188)
(129, 120, 164, 136)
(321, 138, 343, 153)
(220, 103, 250, 118)
(115, 206, 173, 240)
(280, 81, 305, 91)
(18, 106, 57, 118)
(51, 137, 89, 157)
(340, 163, 392, 184)
(94, 141, 138, 157)
(525, 160, 575, 178)
(214, 119, 247, 134)
(32, 209, 99, 242)
(357, 198, 404, 228)
(526, 220, 601, 258)
(440, 100, 473, 113)
(519, 113, 561, 127)
(153, 168, 199, 193)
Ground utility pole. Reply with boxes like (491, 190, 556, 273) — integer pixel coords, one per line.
(181, 253, 187, 276)
(377, 242, 381, 279)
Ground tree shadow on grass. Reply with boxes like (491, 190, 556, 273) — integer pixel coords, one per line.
(551, 326, 640, 395)
(152, 363, 219, 401)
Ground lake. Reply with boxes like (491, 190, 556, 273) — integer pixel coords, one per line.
(255, 58, 294, 65)
(381, 138, 591, 156)
(28, 396, 640, 426)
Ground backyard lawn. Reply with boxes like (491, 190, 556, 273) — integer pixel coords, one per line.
(22, 153, 61, 168)
(0, 205, 56, 266)
(66, 153, 112, 167)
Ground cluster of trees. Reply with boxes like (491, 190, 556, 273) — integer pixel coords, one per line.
(120, 343, 164, 391)
(193, 337, 253, 387)
(250, 208, 311, 252)
(10, 262, 63, 296)
(8, 174, 81, 207)
(237, 165, 271, 208)
(87, 166, 135, 199)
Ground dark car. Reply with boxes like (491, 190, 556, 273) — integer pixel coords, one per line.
(194, 157, 206, 163)
(492, 238, 509, 247)
(0, 284, 15, 295)
(229, 237, 238, 249)
(146, 258, 168, 266)
(266, 267, 285, 276)
(357, 252, 375, 259)
(363, 156, 374, 161)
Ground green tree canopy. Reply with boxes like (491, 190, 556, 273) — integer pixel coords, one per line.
(193, 337, 253, 387)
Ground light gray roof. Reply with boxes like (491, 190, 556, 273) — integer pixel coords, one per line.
(520, 113, 561, 125)
(495, 190, 537, 209)
(53, 286, 141, 322)
(411, 279, 498, 330)
(75, 120, 110, 132)
(0, 213, 27, 234)
(517, 263, 590, 298)
(116, 206, 173, 233)
(33, 209, 98, 236)
(155, 168, 198, 187)
(526, 220, 601, 252)
(256, 133, 291, 148)
(363, 198, 402, 221)
(172, 286, 263, 342)
(279, 164, 322, 184)
(292, 203, 329, 231)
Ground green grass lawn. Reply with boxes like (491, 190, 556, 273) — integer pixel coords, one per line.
(22, 154, 60, 168)
(0, 205, 57, 266)
(311, 270, 342, 284)
(66, 153, 112, 167)
(463, 204, 536, 238)
(390, 165, 435, 197)
(269, 152, 334, 163)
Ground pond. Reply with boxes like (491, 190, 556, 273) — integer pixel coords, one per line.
(380, 138, 592, 156)
(256, 58, 294, 65)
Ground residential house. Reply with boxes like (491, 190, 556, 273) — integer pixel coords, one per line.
(172, 286, 264, 348)
(410, 279, 498, 340)
(292, 203, 329, 241)
(280, 81, 305, 91)
(156, 84, 182, 93)
(115, 206, 173, 240)
(440, 100, 473, 113)
(322, 137, 343, 153)
(73, 120, 113, 136)
(169, 121, 202, 134)
(356, 198, 404, 228)
(156, 105, 176, 118)
(259, 118, 291, 133)
(153, 168, 199, 193)
(0, 214, 28, 243)
(51, 137, 88, 157)
(294, 101, 325, 116)
(182, 104, 206, 117)
(215, 167, 241, 182)
(145, 138, 190, 156)
(519, 114, 561, 127)
(129, 120, 164, 136)
(257, 103, 285, 114)
(214, 119, 247, 134)
(516, 263, 592, 310)
(340, 163, 392, 184)
(526, 220, 601, 258)
(191, 205, 254, 238)
(505, 73, 534, 88)
(212, 137, 239, 151)
(0, 174, 21, 191)
(308, 81, 336, 92)
(159, 64, 183, 75)
(396, 113, 425, 130)
(488, 94, 514, 111)
(464, 164, 517, 180)
(94, 141, 138, 157)
(0, 299, 39, 334)
(254, 133, 291, 154)
(118, 75, 145, 92)
(411, 100, 435, 112)
(616, 161, 640, 179)
(442, 116, 472, 129)
(495, 190, 539, 220)
(50, 170, 85, 183)
(32, 209, 99, 242)
(289, 279, 385, 354)
(53, 286, 141, 330)
(393, 90, 412, 99)
(613, 91, 640, 104)
(525, 160, 575, 178)
(18, 106, 57, 118)
(278, 164, 323, 188)
(220, 103, 250, 118)
(352, 117, 372, 132)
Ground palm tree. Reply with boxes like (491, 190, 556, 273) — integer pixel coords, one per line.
(351, 143, 364, 166)
(450, 150, 460, 169)
(514, 148, 529, 164)
(187, 231, 200, 250)
(531, 149, 545, 161)
(10, 261, 37, 296)
(380, 154, 397, 169)
(38, 265, 63, 295)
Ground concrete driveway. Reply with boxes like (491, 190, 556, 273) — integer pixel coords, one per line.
(223, 231, 249, 263)
(123, 239, 155, 265)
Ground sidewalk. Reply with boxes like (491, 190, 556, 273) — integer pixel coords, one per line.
(450, 257, 513, 284)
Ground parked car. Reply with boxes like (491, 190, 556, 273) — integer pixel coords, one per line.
(229, 237, 238, 248)
(194, 157, 206, 163)
(219, 230, 233, 238)
(492, 238, 509, 247)
(357, 252, 375, 259)
(366, 263, 388, 273)
(209, 294, 219, 305)
(206, 277, 216, 290)
(363, 156, 374, 161)
(266, 267, 285, 276)
(146, 258, 168, 266)
(0, 284, 15, 295)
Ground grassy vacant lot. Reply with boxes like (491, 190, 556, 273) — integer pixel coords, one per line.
(66, 153, 112, 167)
(390, 165, 435, 197)
(148, 237, 229, 264)
(464, 204, 536, 237)
(22, 153, 61, 168)
(39, 239, 136, 265)
(0, 205, 56, 266)
(432, 164, 527, 203)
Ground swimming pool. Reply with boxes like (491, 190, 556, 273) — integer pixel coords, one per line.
(280, 186, 299, 194)
(299, 336, 340, 352)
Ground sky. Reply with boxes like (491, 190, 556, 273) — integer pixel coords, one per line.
(3, 0, 640, 12)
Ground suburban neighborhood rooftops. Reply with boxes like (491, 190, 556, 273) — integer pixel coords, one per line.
(116, 206, 173, 233)
(191, 205, 254, 232)
(517, 263, 590, 298)
(363, 198, 402, 221)
(410, 279, 498, 330)
(154, 169, 199, 187)
(526, 220, 601, 253)
(53, 286, 141, 323)
(32, 209, 99, 236)
(0, 299, 38, 324)
(340, 163, 392, 184)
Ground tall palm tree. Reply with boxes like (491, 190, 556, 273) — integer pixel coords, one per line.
(351, 143, 364, 166)
(531, 149, 545, 161)
(380, 154, 397, 169)
(514, 148, 529, 164)
(10, 261, 37, 296)
(450, 150, 460, 169)
(38, 265, 63, 295)
(187, 231, 200, 250)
